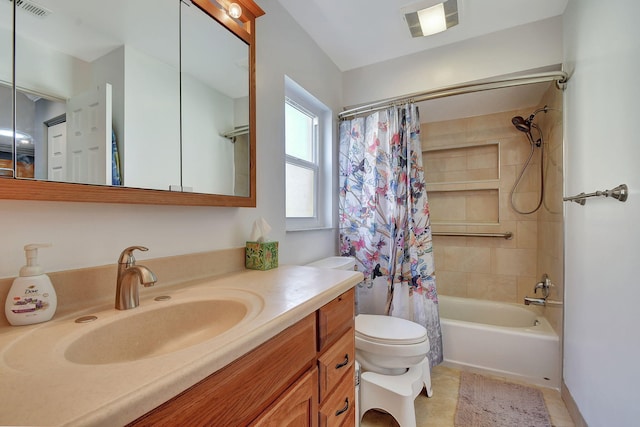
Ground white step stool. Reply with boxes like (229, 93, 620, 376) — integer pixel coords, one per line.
(359, 357, 432, 427)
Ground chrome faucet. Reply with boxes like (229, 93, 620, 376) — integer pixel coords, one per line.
(524, 274, 551, 306)
(524, 296, 547, 306)
(115, 246, 157, 310)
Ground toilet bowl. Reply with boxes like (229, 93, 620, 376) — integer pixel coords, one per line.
(356, 314, 430, 375)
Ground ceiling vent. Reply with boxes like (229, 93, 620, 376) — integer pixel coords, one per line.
(8, 0, 52, 18)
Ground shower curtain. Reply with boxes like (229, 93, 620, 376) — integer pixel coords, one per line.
(338, 103, 443, 367)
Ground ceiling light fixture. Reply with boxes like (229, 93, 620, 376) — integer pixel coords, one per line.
(417, 3, 446, 36)
(0, 129, 31, 140)
(403, 0, 459, 38)
(227, 2, 242, 19)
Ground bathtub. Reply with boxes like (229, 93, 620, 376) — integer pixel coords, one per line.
(438, 295, 561, 389)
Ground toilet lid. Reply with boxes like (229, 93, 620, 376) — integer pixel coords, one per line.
(355, 314, 428, 345)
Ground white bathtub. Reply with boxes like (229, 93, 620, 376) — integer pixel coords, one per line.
(438, 295, 561, 389)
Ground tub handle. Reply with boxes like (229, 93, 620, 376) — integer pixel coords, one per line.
(335, 354, 349, 369)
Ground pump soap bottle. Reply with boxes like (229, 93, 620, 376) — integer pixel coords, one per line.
(4, 244, 57, 326)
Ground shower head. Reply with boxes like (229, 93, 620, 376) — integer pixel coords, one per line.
(511, 116, 530, 133)
(511, 105, 549, 137)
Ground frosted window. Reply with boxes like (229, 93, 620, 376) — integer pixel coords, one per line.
(286, 163, 315, 217)
(285, 103, 314, 162)
(285, 98, 318, 219)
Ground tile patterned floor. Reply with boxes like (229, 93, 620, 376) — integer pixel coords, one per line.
(360, 365, 575, 427)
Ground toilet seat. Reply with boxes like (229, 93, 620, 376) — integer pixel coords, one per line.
(356, 314, 428, 345)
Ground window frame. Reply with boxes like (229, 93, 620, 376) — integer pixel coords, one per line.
(284, 77, 332, 231)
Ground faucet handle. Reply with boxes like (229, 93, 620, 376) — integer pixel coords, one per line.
(118, 246, 149, 266)
(533, 274, 552, 298)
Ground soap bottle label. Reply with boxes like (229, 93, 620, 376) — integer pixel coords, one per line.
(8, 284, 50, 315)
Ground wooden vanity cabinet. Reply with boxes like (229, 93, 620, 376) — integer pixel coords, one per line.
(129, 288, 356, 427)
(129, 314, 317, 426)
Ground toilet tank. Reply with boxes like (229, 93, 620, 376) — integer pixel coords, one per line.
(306, 256, 355, 270)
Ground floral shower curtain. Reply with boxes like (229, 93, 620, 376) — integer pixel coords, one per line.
(338, 103, 443, 367)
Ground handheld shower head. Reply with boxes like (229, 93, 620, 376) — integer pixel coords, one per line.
(511, 116, 530, 133)
(511, 105, 549, 145)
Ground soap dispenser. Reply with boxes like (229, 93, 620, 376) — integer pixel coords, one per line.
(4, 244, 57, 326)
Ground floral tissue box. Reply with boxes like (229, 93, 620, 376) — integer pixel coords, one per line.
(245, 241, 278, 270)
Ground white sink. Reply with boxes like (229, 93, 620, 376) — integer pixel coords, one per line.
(3, 287, 264, 368)
(65, 298, 252, 365)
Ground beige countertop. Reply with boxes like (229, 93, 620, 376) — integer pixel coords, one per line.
(0, 265, 363, 426)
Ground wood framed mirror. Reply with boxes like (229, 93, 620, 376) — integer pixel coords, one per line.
(0, 0, 263, 207)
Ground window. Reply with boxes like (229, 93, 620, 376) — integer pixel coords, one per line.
(285, 77, 331, 230)
(285, 99, 317, 218)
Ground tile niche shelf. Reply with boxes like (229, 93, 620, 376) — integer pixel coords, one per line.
(423, 142, 501, 226)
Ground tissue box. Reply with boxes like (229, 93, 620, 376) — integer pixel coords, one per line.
(245, 241, 279, 270)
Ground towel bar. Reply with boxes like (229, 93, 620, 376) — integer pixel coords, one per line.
(563, 184, 628, 206)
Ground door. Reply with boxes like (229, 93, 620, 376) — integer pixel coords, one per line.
(47, 121, 67, 181)
(66, 83, 112, 185)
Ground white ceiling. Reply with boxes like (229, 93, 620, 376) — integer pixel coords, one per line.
(275, 0, 568, 121)
(275, 0, 569, 72)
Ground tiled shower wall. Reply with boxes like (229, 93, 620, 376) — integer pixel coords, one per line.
(422, 85, 564, 334)
(536, 86, 564, 335)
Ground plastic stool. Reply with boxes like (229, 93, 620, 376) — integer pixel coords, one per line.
(359, 357, 432, 427)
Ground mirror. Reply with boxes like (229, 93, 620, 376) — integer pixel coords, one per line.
(181, 1, 251, 196)
(0, 0, 263, 206)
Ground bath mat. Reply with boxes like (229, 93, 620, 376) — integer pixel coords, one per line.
(454, 372, 551, 427)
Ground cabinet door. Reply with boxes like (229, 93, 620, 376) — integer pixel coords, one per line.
(251, 368, 318, 427)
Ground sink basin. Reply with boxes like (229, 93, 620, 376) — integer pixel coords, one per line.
(64, 293, 260, 365)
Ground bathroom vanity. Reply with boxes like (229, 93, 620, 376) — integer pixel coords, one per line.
(130, 289, 355, 426)
(0, 252, 362, 426)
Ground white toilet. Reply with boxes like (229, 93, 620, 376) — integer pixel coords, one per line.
(356, 313, 432, 427)
(356, 314, 430, 375)
(307, 256, 433, 427)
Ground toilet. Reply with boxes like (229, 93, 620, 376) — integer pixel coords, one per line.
(307, 257, 433, 427)
(356, 314, 432, 427)
(356, 314, 430, 375)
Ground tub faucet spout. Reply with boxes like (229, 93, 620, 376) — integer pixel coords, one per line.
(524, 297, 546, 306)
(115, 246, 157, 310)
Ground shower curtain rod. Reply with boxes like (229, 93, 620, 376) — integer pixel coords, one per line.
(338, 71, 568, 120)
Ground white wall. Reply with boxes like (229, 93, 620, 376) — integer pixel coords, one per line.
(0, 24, 10, 87)
(181, 73, 235, 195)
(254, 0, 342, 264)
(12, 31, 91, 100)
(123, 46, 181, 191)
(343, 17, 563, 107)
(562, 0, 640, 425)
(0, 0, 342, 279)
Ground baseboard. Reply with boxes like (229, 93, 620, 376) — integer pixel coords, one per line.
(561, 380, 588, 427)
